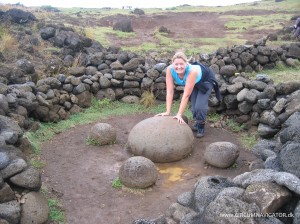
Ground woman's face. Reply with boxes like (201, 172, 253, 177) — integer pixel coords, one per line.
(173, 58, 186, 74)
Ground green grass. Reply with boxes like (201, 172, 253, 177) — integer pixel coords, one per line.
(230, 162, 238, 169)
(43, 47, 61, 54)
(111, 177, 123, 189)
(111, 177, 152, 194)
(240, 133, 258, 151)
(185, 0, 300, 13)
(222, 14, 292, 33)
(154, 31, 175, 45)
(60, 7, 131, 17)
(122, 42, 160, 54)
(48, 199, 65, 223)
(41, 185, 65, 223)
(191, 35, 244, 53)
(85, 26, 136, 48)
(207, 112, 224, 123)
(86, 136, 102, 146)
(24, 132, 42, 155)
(257, 64, 300, 84)
(86, 136, 116, 146)
(0, 26, 5, 36)
(225, 118, 245, 133)
(29, 158, 46, 169)
(84, 27, 112, 47)
(114, 30, 136, 39)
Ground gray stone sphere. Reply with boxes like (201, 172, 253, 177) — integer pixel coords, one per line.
(204, 142, 239, 168)
(88, 123, 116, 145)
(127, 116, 194, 162)
(119, 156, 158, 188)
(20, 192, 50, 224)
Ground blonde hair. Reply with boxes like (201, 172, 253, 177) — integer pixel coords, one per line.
(172, 51, 188, 63)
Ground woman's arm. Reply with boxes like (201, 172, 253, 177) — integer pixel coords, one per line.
(165, 67, 174, 114)
(155, 66, 174, 116)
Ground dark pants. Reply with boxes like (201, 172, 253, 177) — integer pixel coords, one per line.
(293, 18, 300, 38)
(190, 81, 213, 124)
(294, 27, 300, 38)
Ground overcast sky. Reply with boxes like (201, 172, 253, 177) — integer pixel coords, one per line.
(0, 0, 260, 8)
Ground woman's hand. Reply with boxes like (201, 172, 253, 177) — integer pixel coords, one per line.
(173, 114, 186, 124)
(155, 112, 170, 117)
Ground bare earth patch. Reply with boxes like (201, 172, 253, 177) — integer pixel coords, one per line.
(95, 10, 279, 48)
(49, 9, 280, 49)
(41, 113, 256, 223)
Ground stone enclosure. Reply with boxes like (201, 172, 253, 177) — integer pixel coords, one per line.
(0, 8, 300, 224)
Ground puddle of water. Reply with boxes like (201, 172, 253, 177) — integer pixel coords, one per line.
(157, 165, 189, 187)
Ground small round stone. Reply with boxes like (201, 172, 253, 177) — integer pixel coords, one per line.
(119, 156, 158, 188)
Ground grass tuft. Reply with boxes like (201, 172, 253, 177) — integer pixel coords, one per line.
(240, 133, 259, 151)
(112, 177, 123, 189)
(23, 132, 42, 155)
(29, 157, 46, 169)
(207, 112, 224, 123)
(86, 136, 102, 146)
(48, 199, 65, 223)
(225, 118, 245, 133)
(140, 90, 156, 108)
(0, 31, 18, 53)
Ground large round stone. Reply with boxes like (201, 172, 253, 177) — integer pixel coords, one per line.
(119, 156, 158, 188)
(127, 116, 194, 162)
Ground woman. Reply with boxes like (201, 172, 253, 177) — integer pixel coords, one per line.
(292, 17, 300, 38)
(155, 52, 220, 138)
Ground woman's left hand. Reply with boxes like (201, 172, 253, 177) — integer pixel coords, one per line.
(173, 114, 186, 124)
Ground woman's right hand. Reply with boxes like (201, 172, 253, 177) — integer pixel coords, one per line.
(154, 112, 170, 117)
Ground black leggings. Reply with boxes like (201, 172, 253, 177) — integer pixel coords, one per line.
(190, 81, 213, 123)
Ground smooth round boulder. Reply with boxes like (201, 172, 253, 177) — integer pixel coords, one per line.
(119, 156, 158, 188)
(88, 123, 116, 146)
(20, 192, 50, 224)
(127, 116, 194, 162)
(204, 142, 239, 168)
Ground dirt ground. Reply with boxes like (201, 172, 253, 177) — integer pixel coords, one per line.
(41, 113, 257, 224)
(51, 9, 281, 49)
(96, 10, 280, 48)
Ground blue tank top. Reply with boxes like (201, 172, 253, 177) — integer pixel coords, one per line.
(170, 64, 202, 86)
